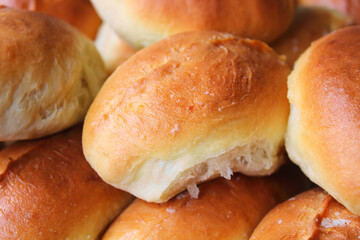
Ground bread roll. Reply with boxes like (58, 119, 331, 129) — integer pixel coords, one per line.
(0, 7, 106, 141)
(91, 0, 296, 49)
(286, 26, 360, 215)
(102, 164, 310, 240)
(83, 31, 291, 203)
(95, 23, 136, 75)
(298, 0, 360, 25)
(250, 188, 360, 239)
(0, 126, 133, 240)
(0, 0, 102, 39)
(272, 6, 352, 68)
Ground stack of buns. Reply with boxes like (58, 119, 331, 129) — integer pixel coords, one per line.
(0, 6, 132, 239)
(1, 0, 360, 239)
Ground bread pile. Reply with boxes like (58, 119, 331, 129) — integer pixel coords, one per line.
(0, 0, 359, 239)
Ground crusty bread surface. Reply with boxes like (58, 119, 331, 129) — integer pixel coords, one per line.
(0, 8, 106, 141)
(286, 26, 360, 215)
(91, 0, 296, 48)
(83, 31, 291, 202)
(0, 126, 133, 240)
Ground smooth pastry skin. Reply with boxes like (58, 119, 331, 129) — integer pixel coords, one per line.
(91, 0, 296, 49)
(272, 6, 352, 68)
(83, 31, 290, 203)
(0, 8, 106, 141)
(0, 126, 133, 240)
(0, 0, 102, 39)
(102, 165, 310, 240)
(251, 188, 360, 239)
(286, 26, 360, 215)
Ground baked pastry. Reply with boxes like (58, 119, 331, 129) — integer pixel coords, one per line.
(286, 26, 360, 215)
(0, 0, 102, 39)
(251, 188, 360, 239)
(91, 0, 296, 48)
(102, 164, 310, 240)
(0, 7, 106, 141)
(271, 6, 352, 68)
(95, 23, 136, 74)
(83, 31, 291, 203)
(298, 0, 360, 24)
(0, 126, 133, 240)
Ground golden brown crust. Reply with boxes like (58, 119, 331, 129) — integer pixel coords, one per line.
(102, 164, 310, 240)
(0, 126, 133, 240)
(83, 31, 290, 202)
(298, 0, 360, 24)
(250, 188, 360, 239)
(0, 0, 102, 39)
(0, 8, 106, 141)
(286, 26, 360, 215)
(271, 6, 352, 68)
(91, 0, 296, 48)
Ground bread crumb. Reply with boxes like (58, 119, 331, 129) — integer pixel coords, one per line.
(187, 183, 199, 199)
(176, 192, 187, 200)
(220, 166, 233, 180)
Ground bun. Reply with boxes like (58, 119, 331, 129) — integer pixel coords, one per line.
(0, 8, 106, 141)
(0, 0, 102, 39)
(286, 26, 360, 215)
(0, 126, 133, 240)
(298, 0, 360, 25)
(90, 0, 296, 49)
(250, 188, 360, 239)
(83, 31, 291, 203)
(102, 165, 310, 240)
(271, 6, 352, 68)
(95, 23, 136, 74)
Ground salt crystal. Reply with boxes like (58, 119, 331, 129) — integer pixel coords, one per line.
(170, 124, 180, 135)
(321, 218, 351, 228)
(166, 207, 176, 214)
